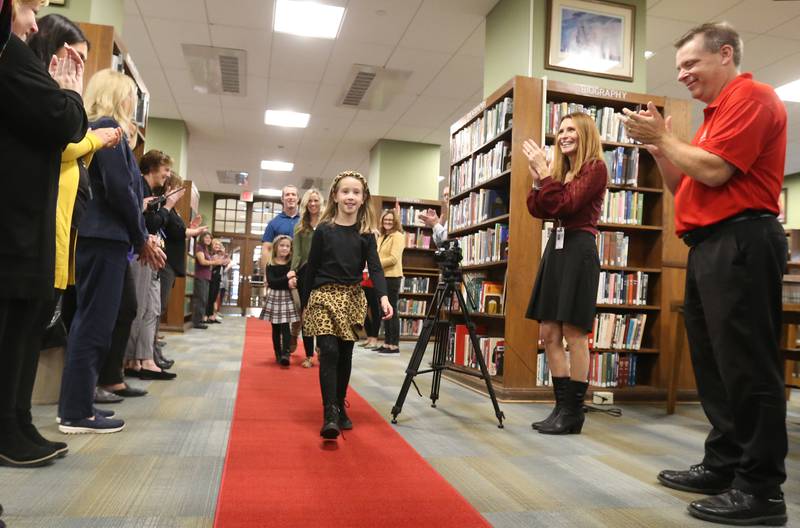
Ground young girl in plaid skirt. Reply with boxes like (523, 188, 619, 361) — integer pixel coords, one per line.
(263, 235, 300, 366)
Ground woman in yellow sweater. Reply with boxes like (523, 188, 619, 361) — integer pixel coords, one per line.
(376, 210, 405, 353)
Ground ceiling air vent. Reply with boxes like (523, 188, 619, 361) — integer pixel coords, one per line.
(217, 170, 249, 186)
(339, 64, 411, 110)
(183, 44, 247, 96)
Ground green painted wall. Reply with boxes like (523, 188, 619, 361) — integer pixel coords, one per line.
(484, 0, 531, 98)
(485, 0, 647, 96)
(199, 192, 214, 231)
(40, 0, 123, 30)
(784, 173, 800, 229)
(369, 140, 440, 200)
(145, 118, 189, 177)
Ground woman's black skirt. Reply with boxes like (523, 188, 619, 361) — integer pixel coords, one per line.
(526, 229, 600, 333)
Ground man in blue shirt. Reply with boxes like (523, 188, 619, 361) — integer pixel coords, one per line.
(260, 184, 300, 267)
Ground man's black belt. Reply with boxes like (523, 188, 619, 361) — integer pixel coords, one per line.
(681, 210, 777, 247)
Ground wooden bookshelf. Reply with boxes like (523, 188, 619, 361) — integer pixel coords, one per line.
(78, 23, 149, 159)
(371, 195, 443, 342)
(443, 76, 693, 402)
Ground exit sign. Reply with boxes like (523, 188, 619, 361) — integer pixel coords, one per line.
(240, 191, 254, 202)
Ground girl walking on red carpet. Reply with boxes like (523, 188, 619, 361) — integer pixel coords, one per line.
(263, 235, 300, 367)
(301, 171, 393, 440)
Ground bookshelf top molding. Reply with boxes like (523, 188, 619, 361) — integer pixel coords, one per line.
(546, 79, 666, 107)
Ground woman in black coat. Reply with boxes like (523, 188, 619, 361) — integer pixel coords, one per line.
(0, 2, 87, 467)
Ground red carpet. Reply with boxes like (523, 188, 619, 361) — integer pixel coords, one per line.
(213, 318, 490, 528)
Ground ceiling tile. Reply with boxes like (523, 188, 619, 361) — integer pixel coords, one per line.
(645, 16, 696, 53)
(265, 79, 320, 113)
(221, 75, 268, 111)
(767, 14, 800, 40)
(384, 125, 436, 143)
(206, 0, 274, 29)
(718, 0, 800, 35)
(210, 24, 271, 78)
(148, 98, 181, 120)
(354, 92, 418, 125)
(121, 15, 160, 69)
(339, 0, 422, 46)
(135, 0, 208, 24)
(754, 52, 800, 89)
(399, 2, 484, 54)
(310, 83, 360, 120)
(423, 53, 483, 100)
(458, 20, 485, 57)
(385, 47, 451, 95)
(646, 0, 741, 23)
(399, 95, 463, 128)
(144, 18, 211, 70)
(741, 35, 800, 72)
(137, 64, 172, 102)
(342, 121, 393, 145)
(269, 33, 334, 83)
(320, 40, 395, 87)
(179, 102, 224, 135)
(166, 68, 221, 105)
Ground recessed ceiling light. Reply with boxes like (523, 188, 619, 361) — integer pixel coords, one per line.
(274, 0, 345, 39)
(258, 188, 284, 197)
(265, 109, 311, 128)
(438, 176, 445, 182)
(644, 50, 655, 60)
(261, 160, 294, 171)
(776, 78, 800, 103)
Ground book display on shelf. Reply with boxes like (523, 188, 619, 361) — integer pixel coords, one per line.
(373, 195, 442, 340)
(441, 75, 693, 402)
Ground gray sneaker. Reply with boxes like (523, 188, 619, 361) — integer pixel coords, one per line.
(58, 413, 125, 435)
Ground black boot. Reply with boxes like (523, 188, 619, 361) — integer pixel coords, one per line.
(0, 421, 59, 467)
(338, 399, 353, 430)
(17, 411, 68, 458)
(532, 376, 568, 430)
(538, 379, 588, 435)
(320, 404, 341, 440)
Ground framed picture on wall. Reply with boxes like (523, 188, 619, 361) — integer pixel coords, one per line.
(545, 0, 635, 81)
(48, 0, 66, 5)
(779, 188, 787, 224)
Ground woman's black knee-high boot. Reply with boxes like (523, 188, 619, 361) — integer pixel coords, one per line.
(531, 376, 568, 430)
(538, 379, 588, 435)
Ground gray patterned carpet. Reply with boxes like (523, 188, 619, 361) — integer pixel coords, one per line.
(1, 317, 797, 527)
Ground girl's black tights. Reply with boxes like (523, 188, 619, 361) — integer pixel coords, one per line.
(271, 323, 290, 359)
(302, 334, 315, 359)
(317, 335, 354, 405)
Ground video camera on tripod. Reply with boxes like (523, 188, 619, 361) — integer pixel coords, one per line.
(390, 240, 505, 428)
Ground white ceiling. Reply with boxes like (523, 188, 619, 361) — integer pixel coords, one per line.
(121, 0, 800, 195)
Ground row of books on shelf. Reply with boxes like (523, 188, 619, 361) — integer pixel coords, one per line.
(601, 190, 645, 225)
(597, 231, 630, 267)
(401, 276, 431, 294)
(536, 352, 639, 388)
(398, 299, 427, 316)
(604, 147, 640, 186)
(450, 97, 514, 162)
(448, 272, 505, 315)
(783, 282, 800, 304)
(395, 206, 430, 227)
(450, 142, 510, 196)
(453, 223, 509, 266)
(404, 229, 433, 249)
(449, 188, 509, 230)
(597, 271, 649, 305)
(546, 101, 636, 144)
(400, 318, 423, 337)
(591, 313, 648, 350)
(446, 324, 504, 376)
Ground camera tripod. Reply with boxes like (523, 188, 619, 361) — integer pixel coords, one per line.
(390, 257, 505, 428)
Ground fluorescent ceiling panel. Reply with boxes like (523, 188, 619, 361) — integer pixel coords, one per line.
(261, 160, 295, 171)
(274, 0, 345, 39)
(265, 109, 311, 128)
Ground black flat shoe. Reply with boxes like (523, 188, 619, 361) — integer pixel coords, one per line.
(138, 369, 177, 380)
(123, 368, 141, 378)
(658, 464, 733, 495)
(689, 489, 787, 526)
(193, 323, 208, 329)
(112, 384, 148, 397)
(94, 387, 124, 404)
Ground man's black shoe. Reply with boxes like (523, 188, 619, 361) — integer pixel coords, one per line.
(112, 384, 148, 398)
(689, 489, 787, 526)
(657, 464, 732, 494)
(279, 354, 290, 367)
(193, 323, 208, 329)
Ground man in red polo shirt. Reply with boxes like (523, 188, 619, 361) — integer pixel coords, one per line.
(624, 22, 788, 526)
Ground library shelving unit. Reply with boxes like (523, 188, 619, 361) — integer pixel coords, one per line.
(78, 22, 150, 158)
(443, 75, 694, 402)
(372, 195, 442, 341)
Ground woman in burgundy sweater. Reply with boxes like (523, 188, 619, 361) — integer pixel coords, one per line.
(523, 112, 607, 435)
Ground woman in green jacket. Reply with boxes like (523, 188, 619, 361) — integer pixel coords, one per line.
(289, 188, 323, 368)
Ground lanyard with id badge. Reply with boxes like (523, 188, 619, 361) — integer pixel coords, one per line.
(555, 221, 565, 250)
